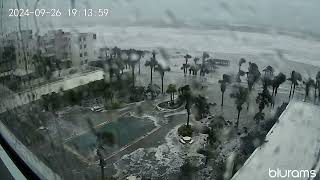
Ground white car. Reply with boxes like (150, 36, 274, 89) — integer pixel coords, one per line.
(90, 106, 103, 112)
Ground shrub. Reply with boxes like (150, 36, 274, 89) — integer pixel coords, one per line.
(178, 125, 193, 137)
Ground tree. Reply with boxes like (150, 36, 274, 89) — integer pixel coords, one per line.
(182, 54, 192, 75)
(136, 50, 144, 75)
(128, 50, 140, 88)
(87, 119, 115, 180)
(303, 78, 316, 101)
(247, 62, 261, 91)
(179, 85, 192, 127)
(193, 57, 200, 65)
(199, 52, 210, 77)
(145, 51, 158, 85)
(166, 84, 177, 104)
(288, 71, 302, 99)
(236, 70, 246, 83)
(219, 74, 231, 107)
(316, 71, 320, 100)
(145, 84, 161, 100)
(262, 65, 274, 77)
(238, 58, 246, 71)
(255, 86, 273, 125)
(230, 85, 249, 128)
(194, 95, 212, 120)
(155, 63, 170, 93)
(272, 72, 286, 97)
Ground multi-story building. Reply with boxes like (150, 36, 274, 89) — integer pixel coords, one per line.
(1, 30, 36, 76)
(41, 30, 98, 67)
(1, 29, 98, 79)
(40, 29, 72, 68)
(70, 32, 98, 66)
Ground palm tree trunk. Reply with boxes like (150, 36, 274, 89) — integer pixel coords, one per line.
(150, 67, 153, 85)
(132, 67, 135, 88)
(221, 92, 224, 107)
(187, 112, 190, 127)
(289, 83, 293, 99)
(138, 60, 141, 75)
(236, 110, 241, 128)
(100, 165, 104, 180)
(272, 87, 275, 96)
(161, 76, 164, 93)
(292, 83, 296, 97)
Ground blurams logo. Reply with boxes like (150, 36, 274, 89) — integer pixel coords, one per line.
(269, 168, 317, 178)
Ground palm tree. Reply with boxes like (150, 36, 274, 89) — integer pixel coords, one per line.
(230, 85, 249, 128)
(303, 78, 316, 101)
(247, 62, 261, 91)
(87, 119, 115, 180)
(136, 50, 144, 75)
(189, 65, 199, 76)
(218, 74, 231, 107)
(262, 65, 274, 77)
(238, 58, 246, 71)
(166, 84, 177, 104)
(256, 87, 273, 114)
(316, 71, 320, 100)
(272, 72, 286, 97)
(179, 85, 192, 127)
(194, 95, 214, 120)
(193, 57, 200, 65)
(145, 52, 158, 85)
(128, 50, 140, 88)
(288, 71, 302, 99)
(200, 52, 210, 77)
(182, 54, 192, 75)
(155, 64, 171, 93)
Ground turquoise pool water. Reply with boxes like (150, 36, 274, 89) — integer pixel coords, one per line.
(66, 116, 156, 157)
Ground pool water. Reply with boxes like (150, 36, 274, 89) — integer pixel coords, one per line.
(66, 116, 156, 157)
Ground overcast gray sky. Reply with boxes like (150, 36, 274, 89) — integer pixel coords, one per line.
(2, 0, 320, 34)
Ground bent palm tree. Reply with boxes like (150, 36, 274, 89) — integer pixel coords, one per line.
(288, 71, 302, 99)
(303, 78, 316, 101)
(230, 85, 249, 128)
(272, 72, 286, 97)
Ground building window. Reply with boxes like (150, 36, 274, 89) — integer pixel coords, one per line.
(80, 45, 82, 49)
(84, 44, 87, 49)
(93, 34, 96, 39)
(80, 53, 82, 57)
(84, 52, 87, 56)
(85, 59, 88, 64)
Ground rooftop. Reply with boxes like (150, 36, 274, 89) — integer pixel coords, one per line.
(232, 101, 320, 180)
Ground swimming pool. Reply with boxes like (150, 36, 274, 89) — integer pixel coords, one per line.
(66, 115, 156, 159)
